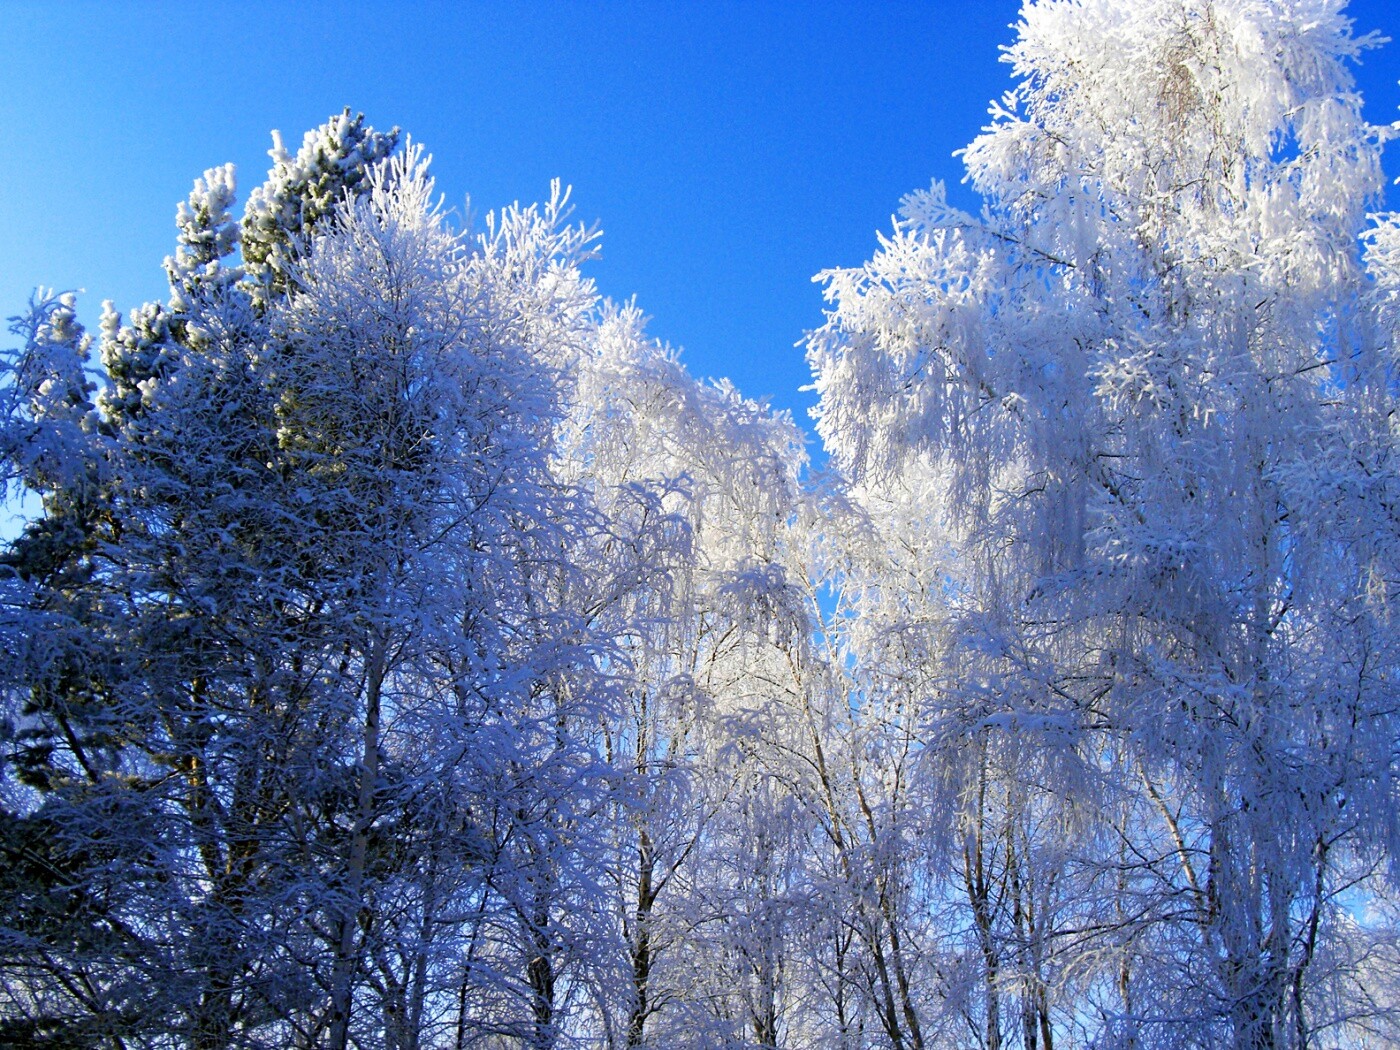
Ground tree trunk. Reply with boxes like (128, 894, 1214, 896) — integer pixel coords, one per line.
(328, 635, 387, 1050)
(625, 825, 656, 1048)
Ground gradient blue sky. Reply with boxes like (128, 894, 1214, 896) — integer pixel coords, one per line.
(4, 1, 1400, 444)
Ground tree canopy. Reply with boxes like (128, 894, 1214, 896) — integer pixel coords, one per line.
(5, 3, 1400, 1048)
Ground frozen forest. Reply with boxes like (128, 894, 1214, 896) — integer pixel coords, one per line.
(6, 1, 1400, 1047)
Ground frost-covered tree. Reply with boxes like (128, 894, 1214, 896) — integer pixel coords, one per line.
(242, 110, 398, 307)
(8, 6, 1400, 1045)
(411, 179, 609, 1050)
(0, 116, 610, 1050)
(553, 304, 809, 1048)
(808, 1, 1400, 1047)
(266, 144, 600, 1050)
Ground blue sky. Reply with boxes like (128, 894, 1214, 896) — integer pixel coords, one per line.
(4, 0, 1400, 444)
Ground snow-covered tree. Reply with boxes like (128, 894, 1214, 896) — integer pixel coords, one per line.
(242, 109, 398, 307)
(808, 1, 1400, 1046)
(552, 303, 809, 1048)
(0, 116, 611, 1050)
(8, 5, 1400, 1044)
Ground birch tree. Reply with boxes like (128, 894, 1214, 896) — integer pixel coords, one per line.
(554, 304, 809, 1048)
(807, 1, 1400, 1046)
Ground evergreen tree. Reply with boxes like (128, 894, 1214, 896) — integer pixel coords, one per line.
(0, 116, 607, 1050)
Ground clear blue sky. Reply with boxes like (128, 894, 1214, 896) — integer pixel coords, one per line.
(4, 1, 1400, 442)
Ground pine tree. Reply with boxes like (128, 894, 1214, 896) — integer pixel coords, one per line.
(0, 115, 609, 1050)
(241, 109, 398, 307)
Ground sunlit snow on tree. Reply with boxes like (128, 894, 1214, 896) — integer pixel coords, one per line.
(5, 3, 1400, 1048)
